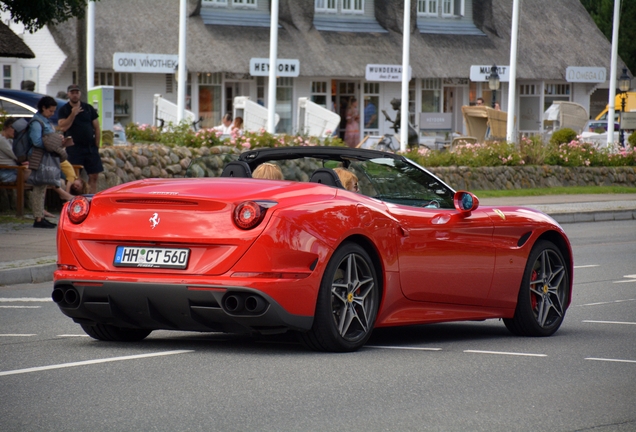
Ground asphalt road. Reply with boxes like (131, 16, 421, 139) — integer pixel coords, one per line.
(1, 220, 635, 432)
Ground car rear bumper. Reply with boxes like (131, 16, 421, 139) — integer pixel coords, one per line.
(53, 279, 314, 335)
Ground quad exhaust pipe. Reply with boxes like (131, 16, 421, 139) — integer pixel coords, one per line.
(222, 293, 268, 315)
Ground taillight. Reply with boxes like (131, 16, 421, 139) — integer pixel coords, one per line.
(233, 200, 277, 230)
(67, 196, 90, 224)
(234, 201, 265, 230)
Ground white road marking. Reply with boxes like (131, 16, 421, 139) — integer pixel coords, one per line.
(574, 265, 599, 269)
(582, 320, 636, 325)
(464, 350, 547, 357)
(56, 334, 90, 337)
(579, 299, 636, 307)
(0, 306, 41, 309)
(0, 334, 36, 337)
(586, 357, 636, 364)
(0, 297, 52, 302)
(0, 350, 194, 377)
(366, 345, 442, 351)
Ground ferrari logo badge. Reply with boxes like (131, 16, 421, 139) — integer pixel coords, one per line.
(347, 292, 354, 303)
(494, 209, 506, 220)
(149, 213, 160, 229)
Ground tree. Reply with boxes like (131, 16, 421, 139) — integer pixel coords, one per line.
(580, 0, 636, 75)
(0, 0, 98, 33)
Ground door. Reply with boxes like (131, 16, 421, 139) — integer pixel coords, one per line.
(390, 206, 496, 306)
(225, 82, 250, 116)
(335, 81, 359, 142)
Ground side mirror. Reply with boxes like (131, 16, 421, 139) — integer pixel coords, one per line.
(454, 191, 480, 214)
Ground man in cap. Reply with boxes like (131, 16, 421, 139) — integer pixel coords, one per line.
(58, 84, 103, 194)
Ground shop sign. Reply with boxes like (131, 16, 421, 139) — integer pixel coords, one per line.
(470, 65, 510, 82)
(419, 113, 453, 130)
(621, 112, 636, 130)
(565, 66, 606, 83)
(113, 53, 178, 73)
(250, 58, 300, 77)
(365, 64, 412, 82)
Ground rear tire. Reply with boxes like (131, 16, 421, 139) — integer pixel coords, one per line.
(504, 240, 569, 337)
(300, 243, 379, 352)
(81, 323, 152, 342)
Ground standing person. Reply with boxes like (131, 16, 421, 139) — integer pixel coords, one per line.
(344, 97, 360, 148)
(214, 113, 233, 135)
(476, 97, 485, 106)
(232, 116, 244, 135)
(58, 84, 103, 194)
(364, 97, 377, 130)
(28, 96, 63, 228)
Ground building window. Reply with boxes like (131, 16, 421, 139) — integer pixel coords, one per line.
(417, 0, 437, 16)
(520, 84, 536, 95)
(276, 77, 293, 134)
(315, 0, 362, 14)
(363, 82, 379, 132)
(544, 83, 570, 116)
(418, 0, 464, 17)
(232, 0, 257, 7)
(342, 0, 364, 14)
(315, 0, 336, 12)
(442, 0, 452, 15)
(421, 78, 441, 113)
(2, 65, 11, 89)
(311, 81, 329, 108)
(202, 0, 257, 7)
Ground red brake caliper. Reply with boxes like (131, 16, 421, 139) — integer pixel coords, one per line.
(530, 269, 539, 310)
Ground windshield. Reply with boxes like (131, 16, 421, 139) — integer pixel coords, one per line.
(347, 158, 454, 209)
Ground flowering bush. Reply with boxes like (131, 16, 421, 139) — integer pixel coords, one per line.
(126, 120, 346, 150)
(124, 120, 635, 167)
(125, 122, 162, 143)
(405, 137, 635, 168)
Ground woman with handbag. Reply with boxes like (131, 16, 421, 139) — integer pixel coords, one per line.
(27, 96, 65, 228)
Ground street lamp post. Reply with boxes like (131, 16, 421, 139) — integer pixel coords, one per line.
(618, 67, 631, 147)
(488, 64, 500, 109)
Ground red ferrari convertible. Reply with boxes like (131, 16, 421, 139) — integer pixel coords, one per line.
(53, 147, 573, 352)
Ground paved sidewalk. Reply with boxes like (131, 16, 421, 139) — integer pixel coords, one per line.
(1, 194, 635, 286)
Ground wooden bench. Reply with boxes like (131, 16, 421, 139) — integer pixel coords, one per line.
(0, 164, 82, 217)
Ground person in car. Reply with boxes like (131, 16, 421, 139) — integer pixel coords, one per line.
(334, 167, 359, 192)
(252, 162, 283, 180)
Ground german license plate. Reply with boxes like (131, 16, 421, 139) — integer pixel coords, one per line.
(114, 246, 190, 269)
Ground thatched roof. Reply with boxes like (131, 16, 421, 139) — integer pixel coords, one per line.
(49, 0, 627, 80)
(0, 21, 35, 58)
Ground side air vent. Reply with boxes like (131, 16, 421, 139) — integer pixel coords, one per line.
(517, 232, 532, 247)
(116, 199, 198, 206)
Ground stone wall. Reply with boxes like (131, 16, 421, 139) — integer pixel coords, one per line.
(2, 144, 636, 213)
(428, 165, 636, 191)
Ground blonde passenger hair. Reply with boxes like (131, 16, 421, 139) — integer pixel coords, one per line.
(252, 163, 283, 180)
(333, 167, 358, 192)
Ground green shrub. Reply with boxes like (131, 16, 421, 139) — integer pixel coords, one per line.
(123, 120, 636, 168)
(629, 131, 636, 148)
(550, 128, 578, 146)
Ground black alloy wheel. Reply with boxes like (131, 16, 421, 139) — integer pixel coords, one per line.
(300, 242, 380, 352)
(504, 240, 569, 337)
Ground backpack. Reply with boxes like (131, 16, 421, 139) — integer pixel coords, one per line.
(11, 117, 44, 164)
